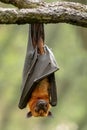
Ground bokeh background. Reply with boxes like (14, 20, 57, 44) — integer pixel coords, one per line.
(0, 0, 87, 130)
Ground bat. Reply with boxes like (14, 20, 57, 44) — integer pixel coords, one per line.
(18, 24, 59, 117)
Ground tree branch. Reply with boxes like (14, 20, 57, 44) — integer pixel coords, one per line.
(0, 0, 44, 8)
(0, 1, 87, 27)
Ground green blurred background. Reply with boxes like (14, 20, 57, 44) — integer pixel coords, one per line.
(0, 0, 87, 130)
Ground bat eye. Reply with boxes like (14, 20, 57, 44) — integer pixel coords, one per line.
(44, 103, 48, 108)
(35, 108, 38, 112)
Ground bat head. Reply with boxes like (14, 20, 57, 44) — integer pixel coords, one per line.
(34, 99, 49, 116)
(27, 99, 52, 117)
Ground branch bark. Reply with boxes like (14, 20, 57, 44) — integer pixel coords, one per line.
(0, 0, 44, 8)
(0, 1, 87, 27)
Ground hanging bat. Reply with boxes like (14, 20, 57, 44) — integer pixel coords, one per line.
(18, 24, 59, 117)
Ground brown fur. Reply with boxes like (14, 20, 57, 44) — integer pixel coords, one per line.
(27, 78, 51, 117)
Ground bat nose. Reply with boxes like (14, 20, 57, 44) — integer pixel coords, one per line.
(37, 100, 47, 109)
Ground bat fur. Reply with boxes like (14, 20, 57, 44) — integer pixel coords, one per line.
(27, 78, 52, 117)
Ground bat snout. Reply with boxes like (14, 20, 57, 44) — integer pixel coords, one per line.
(37, 100, 47, 109)
(35, 99, 48, 113)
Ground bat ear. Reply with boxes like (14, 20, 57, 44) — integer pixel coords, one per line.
(48, 111, 52, 117)
(27, 111, 32, 118)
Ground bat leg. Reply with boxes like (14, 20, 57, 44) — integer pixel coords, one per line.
(26, 111, 32, 118)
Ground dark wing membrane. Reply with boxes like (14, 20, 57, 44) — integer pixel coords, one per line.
(49, 73, 57, 106)
(18, 45, 59, 109)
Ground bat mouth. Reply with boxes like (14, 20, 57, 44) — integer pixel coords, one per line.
(35, 99, 49, 115)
